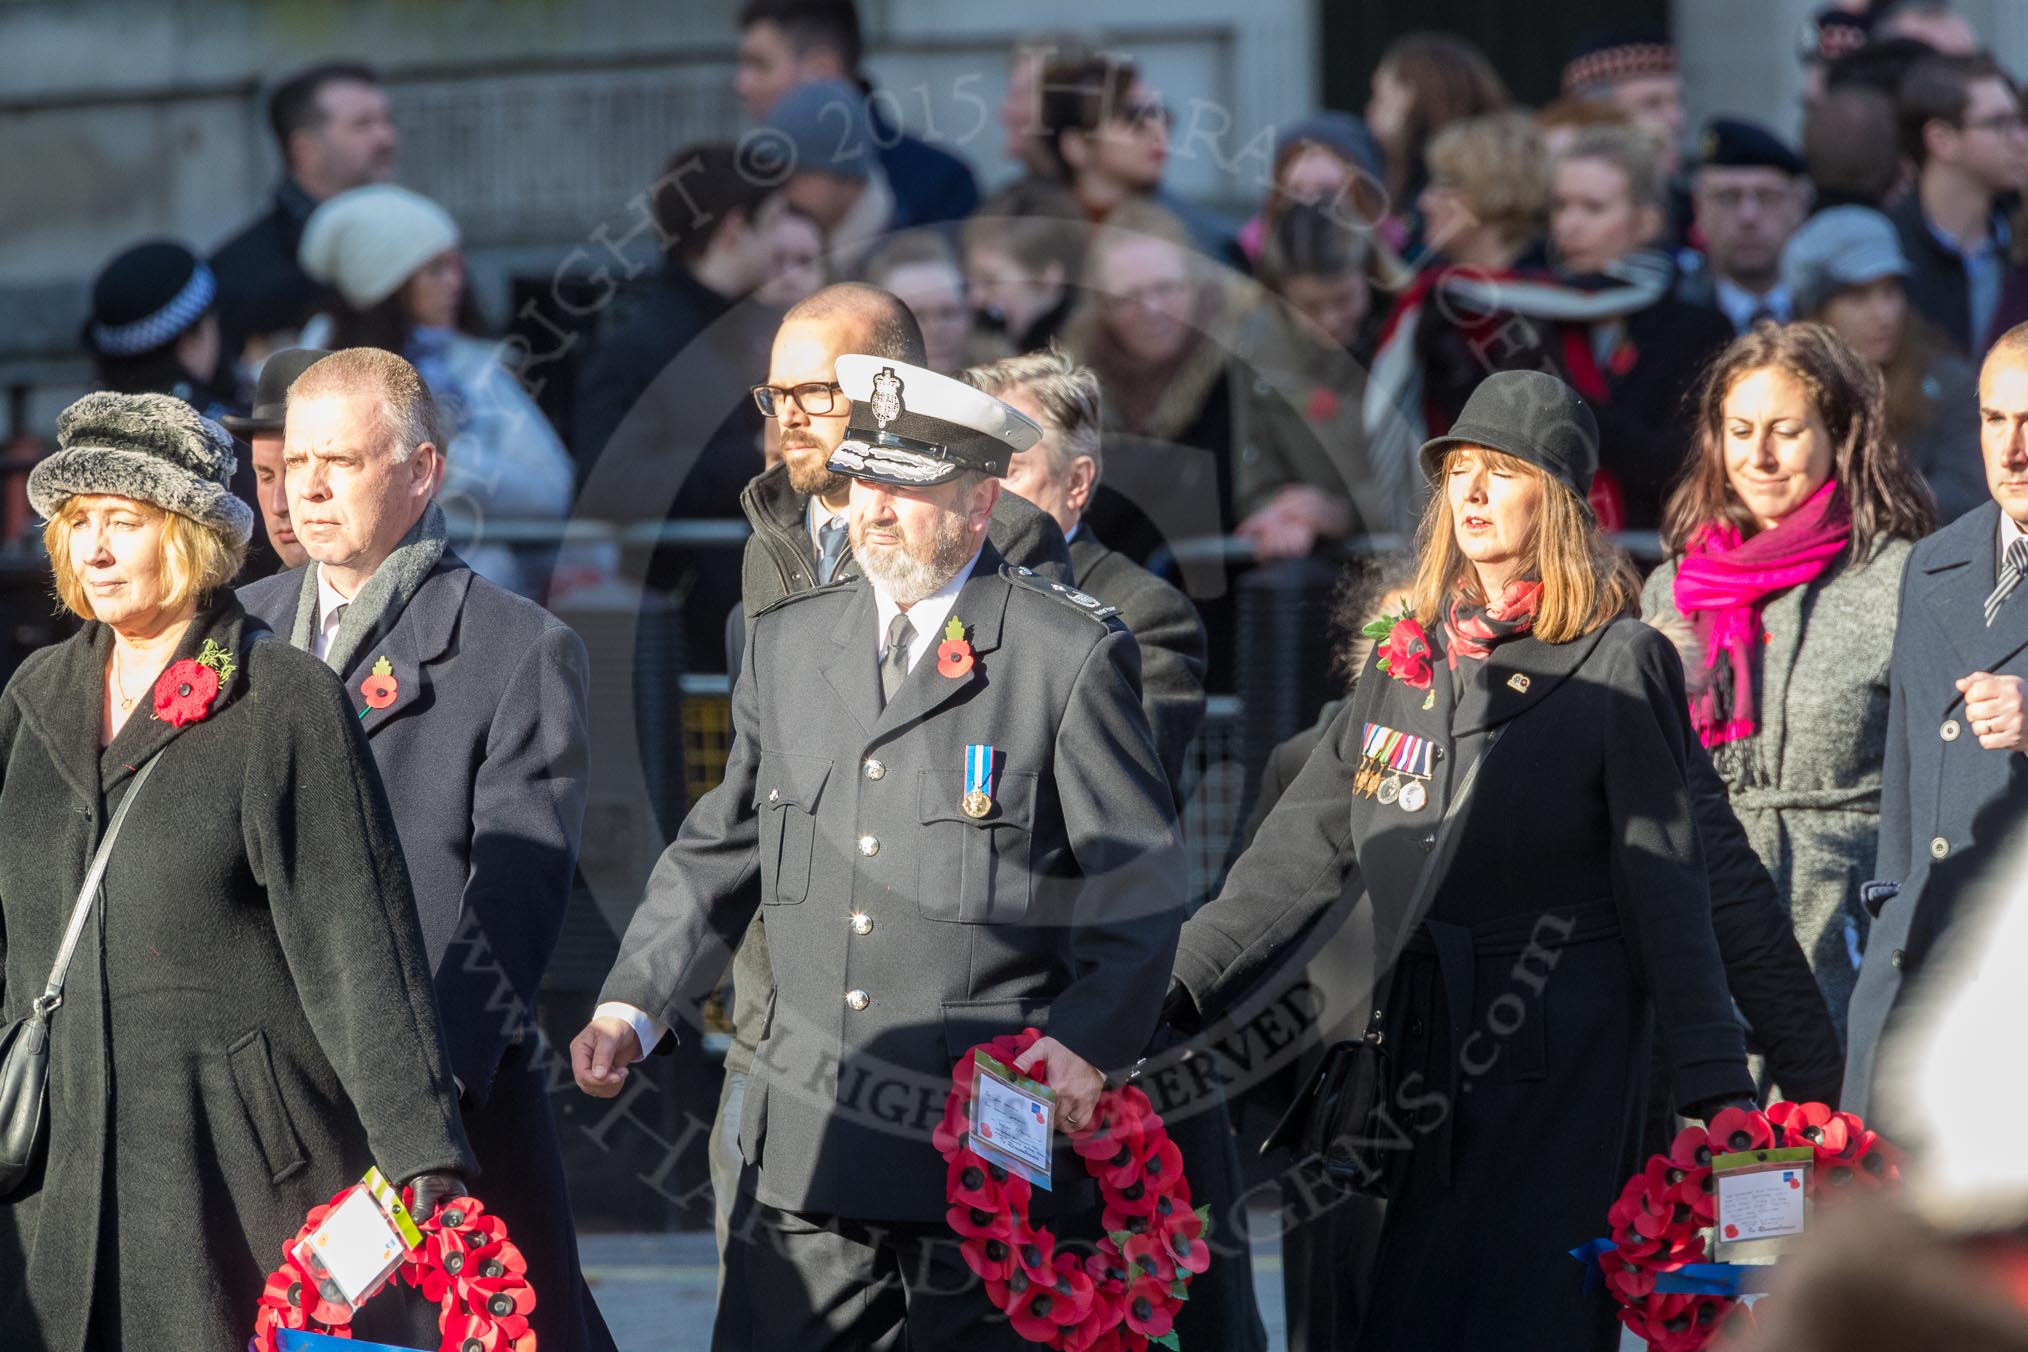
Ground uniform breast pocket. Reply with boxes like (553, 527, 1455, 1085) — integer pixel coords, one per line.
(915, 769, 1039, 923)
(753, 753, 832, 905)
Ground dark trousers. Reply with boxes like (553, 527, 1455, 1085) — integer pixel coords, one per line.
(714, 1201, 1032, 1351)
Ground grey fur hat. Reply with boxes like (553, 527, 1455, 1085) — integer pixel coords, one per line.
(30, 391, 255, 547)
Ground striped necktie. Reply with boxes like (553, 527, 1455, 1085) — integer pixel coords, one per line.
(816, 516, 850, 584)
(1986, 535, 2028, 626)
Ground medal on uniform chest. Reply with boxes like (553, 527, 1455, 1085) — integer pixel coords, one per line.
(1362, 721, 1435, 811)
(964, 743, 995, 818)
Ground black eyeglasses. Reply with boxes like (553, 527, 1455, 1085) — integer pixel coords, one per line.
(751, 381, 843, 418)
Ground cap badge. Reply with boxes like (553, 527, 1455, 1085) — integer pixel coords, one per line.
(871, 366, 905, 428)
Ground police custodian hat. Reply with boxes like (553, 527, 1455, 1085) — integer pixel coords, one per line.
(826, 354, 1042, 489)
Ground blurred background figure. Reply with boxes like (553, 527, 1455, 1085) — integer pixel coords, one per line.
(861, 230, 991, 374)
(1235, 202, 1379, 555)
(961, 186, 1083, 353)
(84, 240, 233, 421)
(1550, 123, 1733, 528)
(1874, 0, 1982, 54)
(998, 29, 1097, 182)
(1798, 4, 1876, 106)
(1678, 118, 1813, 332)
(752, 195, 829, 309)
(1363, 31, 1509, 257)
(1236, 112, 1386, 268)
(1646, 323, 1934, 1045)
(1560, 22, 1688, 180)
(761, 78, 896, 277)
(1892, 53, 2028, 354)
(1536, 94, 1630, 161)
(1785, 204, 1988, 521)
(211, 60, 396, 378)
(298, 184, 574, 595)
(733, 0, 977, 227)
(1804, 84, 1909, 212)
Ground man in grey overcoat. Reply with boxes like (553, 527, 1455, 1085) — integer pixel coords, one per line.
(239, 349, 614, 1351)
(573, 355, 1185, 1348)
(1848, 325, 2028, 1115)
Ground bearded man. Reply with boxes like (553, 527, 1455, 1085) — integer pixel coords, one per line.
(574, 353, 1183, 1349)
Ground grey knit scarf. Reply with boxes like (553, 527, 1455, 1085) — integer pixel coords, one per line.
(289, 501, 448, 673)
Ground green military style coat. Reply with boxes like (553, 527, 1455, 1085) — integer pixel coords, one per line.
(601, 542, 1186, 1222)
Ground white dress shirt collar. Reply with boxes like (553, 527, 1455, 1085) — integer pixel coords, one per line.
(872, 546, 984, 672)
(1714, 277, 1790, 333)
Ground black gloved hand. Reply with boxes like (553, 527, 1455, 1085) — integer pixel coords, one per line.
(406, 1171, 469, 1223)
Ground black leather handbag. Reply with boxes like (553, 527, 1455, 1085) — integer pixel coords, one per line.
(1260, 967, 1407, 1198)
(0, 755, 158, 1198)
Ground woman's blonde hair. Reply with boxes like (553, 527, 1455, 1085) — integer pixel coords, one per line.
(1424, 110, 1550, 249)
(1407, 446, 1638, 644)
(43, 494, 244, 621)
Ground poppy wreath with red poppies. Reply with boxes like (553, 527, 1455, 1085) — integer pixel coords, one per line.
(937, 1027, 1206, 1351)
(249, 1186, 536, 1352)
(1599, 1101, 1900, 1351)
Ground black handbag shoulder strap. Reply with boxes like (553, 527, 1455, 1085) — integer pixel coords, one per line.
(33, 754, 160, 1018)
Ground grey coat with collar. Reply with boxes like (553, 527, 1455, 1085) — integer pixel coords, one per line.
(601, 543, 1186, 1222)
(239, 552, 613, 1352)
(1846, 502, 2028, 1115)
(1644, 536, 1913, 1043)
(1068, 528, 1206, 785)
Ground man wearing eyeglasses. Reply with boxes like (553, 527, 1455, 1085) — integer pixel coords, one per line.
(708, 280, 1073, 1336)
(1892, 53, 2028, 354)
(1677, 118, 1811, 334)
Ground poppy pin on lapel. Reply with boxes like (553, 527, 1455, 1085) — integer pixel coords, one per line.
(360, 655, 399, 716)
(936, 616, 974, 678)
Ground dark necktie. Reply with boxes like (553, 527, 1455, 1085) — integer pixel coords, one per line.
(1986, 535, 2028, 626)
(816, 516, 850, 584)
(880, 612, 915, 703)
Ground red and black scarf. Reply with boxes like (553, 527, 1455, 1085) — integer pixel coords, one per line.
(1443, 578, 1544, 669)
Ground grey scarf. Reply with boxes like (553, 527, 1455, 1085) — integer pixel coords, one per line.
(289, 502, 448, 673)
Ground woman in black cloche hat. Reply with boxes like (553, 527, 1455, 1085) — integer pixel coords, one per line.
(1165, 369, 1755, 1352)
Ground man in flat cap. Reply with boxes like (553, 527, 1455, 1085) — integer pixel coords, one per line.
(574, 355, 1186, 1348)
(221, 346, 328, 572)
(1678, 118, 1812, 332)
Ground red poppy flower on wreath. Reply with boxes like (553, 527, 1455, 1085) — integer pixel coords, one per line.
(153, 658, 220, 726)
(1707, 1105, 1774, 1155)
(941, 1026, 1201, 1349)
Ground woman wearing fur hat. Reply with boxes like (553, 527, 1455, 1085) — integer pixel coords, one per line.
(297, 184, 573, 594)
(0, 392, 473, 1351)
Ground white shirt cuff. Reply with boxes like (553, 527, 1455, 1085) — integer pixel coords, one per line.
(594, 1001, 667, 1057)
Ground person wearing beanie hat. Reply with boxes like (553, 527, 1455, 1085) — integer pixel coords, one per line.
(1679, 117, 1812, 333)
(763, 77, 898, 276)
(1236, 110, 1386, 265)
(1783, 205, 1988, 520)
(83, 239, 235, 419)
(1561, 22, 1686, 176)
(293, 185, 574, 595)
(2, 387, 475, 1352)
(1168, 366, 1756, 1352)
(221, 346, 331, 568)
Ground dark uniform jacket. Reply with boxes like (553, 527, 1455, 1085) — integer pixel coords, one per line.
(1069, 528, 1206, 785)
(723, 468, 1074, 1079)
(602, 545, 1186, 1221)
(210, 179, 324, 366)
(0, 597, 473, 1352)
(1173, 617, 1753, 1352)
(241, 556, 613, 1352)
(1847, 501, 2028, 1114)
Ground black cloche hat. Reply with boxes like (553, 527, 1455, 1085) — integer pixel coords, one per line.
(1417, 370, 1599, 502)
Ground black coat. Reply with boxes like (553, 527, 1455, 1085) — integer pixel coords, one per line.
(240, 555, 612, 1352)
(0, 597, 473, 1352)
(1174, 618, 1754, 1352)
(1593, 294, 1735, 530)
(1889, 191, 1987, 355)
(1069, 528, 1206, 786)
(210, 179, 324, 366)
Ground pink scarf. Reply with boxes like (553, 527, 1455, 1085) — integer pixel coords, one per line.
(1672, 481, 1851, 748)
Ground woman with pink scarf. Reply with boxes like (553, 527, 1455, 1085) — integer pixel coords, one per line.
(1643, 323, 1935, 1044)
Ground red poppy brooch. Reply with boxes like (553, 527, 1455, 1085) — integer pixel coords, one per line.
(937, 1026, 1205, 1349)
(152, 638, 236, 726)
(937, 616, 975, 679)
(360, 655, 399, 713)
(1363, 605, 1433, 691)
